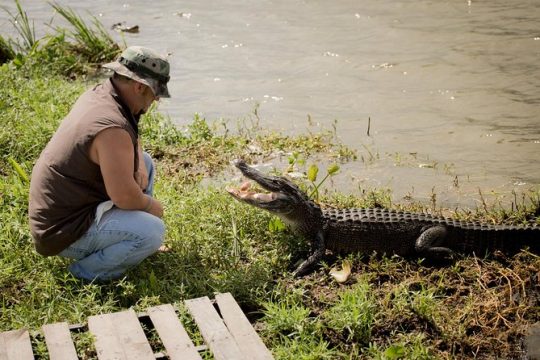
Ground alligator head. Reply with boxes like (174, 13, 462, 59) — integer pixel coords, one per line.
(227, 159, 323, 237)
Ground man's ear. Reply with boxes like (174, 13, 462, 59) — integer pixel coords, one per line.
(133, 81, 146, 94)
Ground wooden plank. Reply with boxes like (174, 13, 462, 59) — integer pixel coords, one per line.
(147, 304, 202, 360)
(42, 322, 78, 360)
(0, 329, 34, 360)
(215, 293, 273, 360)
(88, 308, 154, 360)
(185, 296, 246, 360)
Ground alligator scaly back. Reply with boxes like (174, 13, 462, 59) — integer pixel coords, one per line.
(227, 160, 540, 276)
(322, 207, 540, 256)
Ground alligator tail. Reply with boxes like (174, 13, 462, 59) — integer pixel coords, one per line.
(449, 226, 540, 256)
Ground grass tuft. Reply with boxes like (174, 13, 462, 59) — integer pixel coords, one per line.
(1, 1, 119, 76)
(323, 278, 376, 344)
(49, 1, 120, 64)
(1, 0, 37, 53)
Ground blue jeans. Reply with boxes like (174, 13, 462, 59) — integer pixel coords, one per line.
(59, 152, 165, 281)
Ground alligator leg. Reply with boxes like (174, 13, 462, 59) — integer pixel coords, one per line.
(415, 225, 455, 260)
(292, 231, 326, 277)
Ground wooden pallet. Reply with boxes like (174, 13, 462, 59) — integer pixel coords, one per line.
(0, 292, 273, 360)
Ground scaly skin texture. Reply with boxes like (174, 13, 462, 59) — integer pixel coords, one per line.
(227, 160, 540, 276)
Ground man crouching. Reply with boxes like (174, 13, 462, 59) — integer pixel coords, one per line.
(29, 46, 170, 282)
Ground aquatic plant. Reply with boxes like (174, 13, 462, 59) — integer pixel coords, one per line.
(49, 2, 120, 64)
(0, 0, 119, 74)
(0, 0, 37, 54)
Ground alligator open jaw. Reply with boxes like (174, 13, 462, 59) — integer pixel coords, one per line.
(226, 180, 278, 204)
(226, 159, 295, 212)
(226, 159, 279, 208)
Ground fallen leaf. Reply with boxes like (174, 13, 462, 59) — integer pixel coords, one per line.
(329, 260, 352, 283)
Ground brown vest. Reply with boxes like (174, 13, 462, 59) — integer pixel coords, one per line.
(29, 79, 139, 256)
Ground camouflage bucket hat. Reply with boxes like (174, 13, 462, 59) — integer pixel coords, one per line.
(103, 46, 170, 98)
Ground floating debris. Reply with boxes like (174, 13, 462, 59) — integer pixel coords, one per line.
(111, 22, 139, 33)
(323, 51, 339, 57)
(372, 62, 396, 69)
(174, 12, 192, 19)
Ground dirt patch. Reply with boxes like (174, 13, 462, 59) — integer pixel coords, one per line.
(282, 251, 540, 358)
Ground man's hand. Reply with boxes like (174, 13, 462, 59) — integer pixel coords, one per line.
(144, 195, 164, 218)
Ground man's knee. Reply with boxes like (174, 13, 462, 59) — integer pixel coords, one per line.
(140, 215, 165, 252)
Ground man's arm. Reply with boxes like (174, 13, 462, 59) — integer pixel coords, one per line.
(90, 128, 163, 218)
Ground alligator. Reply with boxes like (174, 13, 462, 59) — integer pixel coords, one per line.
(227, 160, 540, 276)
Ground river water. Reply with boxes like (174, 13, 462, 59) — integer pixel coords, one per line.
(2, 0, 539, 209)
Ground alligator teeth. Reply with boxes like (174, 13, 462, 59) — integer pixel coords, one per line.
(253, 193, 274, 202)
(227, 185, 275, 202)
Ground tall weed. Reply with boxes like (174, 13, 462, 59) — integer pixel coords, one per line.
(1, 0, 37, 53)
(50, 2, 120, 64)
(1, 1, 119, 74)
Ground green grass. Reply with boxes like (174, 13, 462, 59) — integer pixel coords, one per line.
(0, 64, 84, 168)
(1, 3, 540, 359)
(323, 279, 376, 344)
